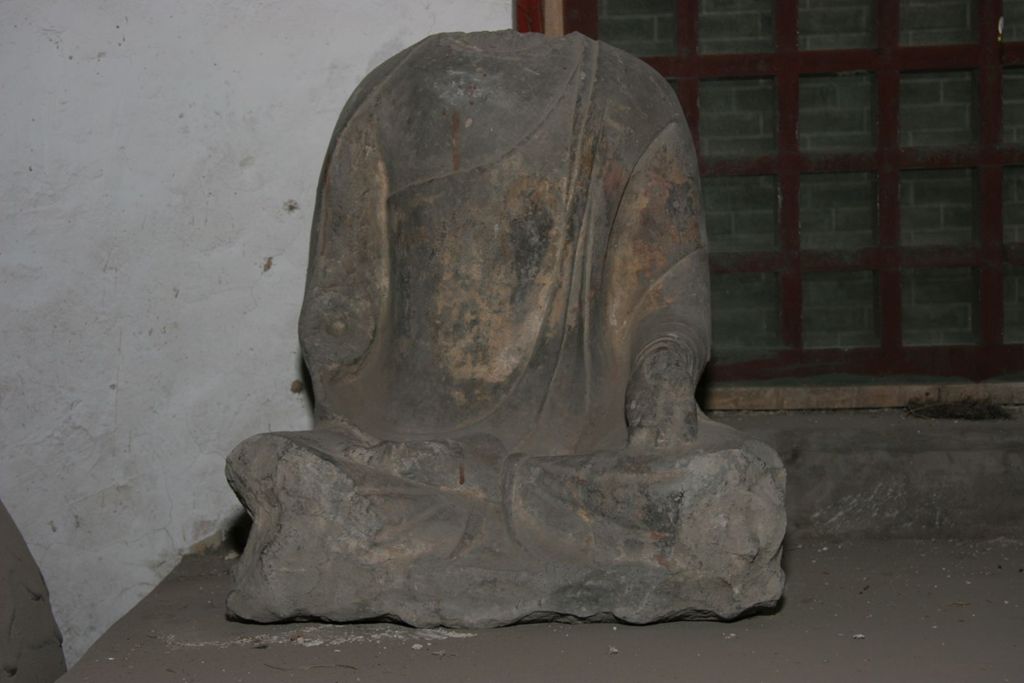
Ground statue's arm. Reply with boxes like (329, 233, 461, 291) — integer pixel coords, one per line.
(298, 51, 413, 385)
(625, 249, 710, 449)
(612, 120, 711, 448)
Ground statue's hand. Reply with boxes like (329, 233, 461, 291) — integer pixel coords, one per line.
(625, 344, 698, 450)
(300, 287, 377, 374)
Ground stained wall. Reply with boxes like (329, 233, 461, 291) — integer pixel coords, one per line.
(0, 0, 511, 664)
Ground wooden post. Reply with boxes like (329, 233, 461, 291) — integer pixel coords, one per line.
(544, 0, 565, 36)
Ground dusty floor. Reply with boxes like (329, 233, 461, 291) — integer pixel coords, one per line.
(60, 538, 1023, 682)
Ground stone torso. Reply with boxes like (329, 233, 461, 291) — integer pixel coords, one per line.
(360, 34, 582, 439)
(300, 31, 703, 454)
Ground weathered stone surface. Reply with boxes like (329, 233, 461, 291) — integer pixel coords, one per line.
(0, 499, 66, 683)
(227, 29, 786, 627)
(227, 420, 783, 625)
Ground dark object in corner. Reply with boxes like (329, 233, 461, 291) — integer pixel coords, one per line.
(906, 397, 1013, 421)
(0, 499, 66, 683)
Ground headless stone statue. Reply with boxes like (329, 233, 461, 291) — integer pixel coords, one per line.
(226, 30, 786, 626)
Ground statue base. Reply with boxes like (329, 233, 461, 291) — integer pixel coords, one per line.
(225, 417, 786, 626)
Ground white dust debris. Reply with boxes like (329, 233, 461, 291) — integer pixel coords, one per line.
(163, 624, 477, 651)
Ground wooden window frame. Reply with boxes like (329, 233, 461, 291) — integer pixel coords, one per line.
(560, 0, 1024, 383)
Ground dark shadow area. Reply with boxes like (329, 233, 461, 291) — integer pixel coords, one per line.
(694, 371, 711, 411)
(224, 509, 253, 553)
(293, 345, 316, 419)
(905, 397, 1012, 420)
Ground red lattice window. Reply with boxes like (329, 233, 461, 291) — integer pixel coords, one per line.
(562, 0, 1024, 383)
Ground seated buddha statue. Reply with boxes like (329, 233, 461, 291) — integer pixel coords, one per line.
(226, 30, 786, 626)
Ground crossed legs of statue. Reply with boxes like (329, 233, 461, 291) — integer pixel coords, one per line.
(226, 342, 786, 626)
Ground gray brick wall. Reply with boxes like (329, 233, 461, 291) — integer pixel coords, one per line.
(900, 71, 977, 148)
(704, 175, 778, 252)
(699, 0, 774, 54)
(798, 0, 874, 50)
(1003, 68, 1024, 144)
(902, 267, 979, 345)
(900, 0, 976, 46)
(699, 78, 777, 158)
(1004, 166, 1024, 244)
(598, 0, 676, 57)
(711, 272, 783, 355)
(802, 270, 879, 348)
(800, 172, 877, 250)
(1006, 266, 1024, 343)
(800, 73, 876, 152)
(900, 169, 976, 246)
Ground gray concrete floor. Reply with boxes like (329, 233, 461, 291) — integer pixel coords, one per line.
(60, 538, 1024, 682)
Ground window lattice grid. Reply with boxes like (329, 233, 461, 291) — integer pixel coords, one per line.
(568, 0, 1024, 379)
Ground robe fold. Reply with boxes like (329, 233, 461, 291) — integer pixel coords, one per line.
(299, 30, 709, 455)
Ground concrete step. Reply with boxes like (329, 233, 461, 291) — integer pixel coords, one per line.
(715, 408, 1024, 539)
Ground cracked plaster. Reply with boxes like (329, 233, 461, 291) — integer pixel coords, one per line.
(0, 0, 511, 665)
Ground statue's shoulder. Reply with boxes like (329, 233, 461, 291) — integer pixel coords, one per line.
(589, 38, 684, 128)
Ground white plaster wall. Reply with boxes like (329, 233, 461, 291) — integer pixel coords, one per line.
(0, 0, 512, 665)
